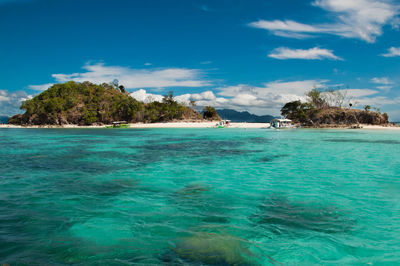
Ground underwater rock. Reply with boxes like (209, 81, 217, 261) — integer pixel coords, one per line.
(175, 183, 211, 197)
(257, 154, 288, 162)
(173, 232, 254, 265)
(94, 178, 138, 196)
(202, 215, 230, 224)
(252, 196, 355, 234)
(247, 137, 272, 144)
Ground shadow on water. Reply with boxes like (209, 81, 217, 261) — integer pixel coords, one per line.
(172, 183, 234, 225)
(251, 196, 356, 235)
(126, 139, 264, 167)
(324, 138, 400, 144)
(246, 137, 272, 144)
(257, 154, 288, 163)
(56, 177, 138, 197)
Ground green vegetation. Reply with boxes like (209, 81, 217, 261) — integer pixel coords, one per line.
(8, 81, 204, 125)
(144, 91, 202, 123)
(281, 88, 389, 126)
(202, 106, 221, 120)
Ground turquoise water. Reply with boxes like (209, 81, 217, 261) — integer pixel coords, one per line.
(1, 128, 400, 265)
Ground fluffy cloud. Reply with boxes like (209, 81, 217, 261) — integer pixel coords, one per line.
(250, 0, 399, 42)
(249, 20, 322, 39)
(370, 77, 394, 91)
(0, 90, 31, 116)
(28, 83, 54, 91)
(344, 89, 378, 97)
(130, 89, 164, 103)
(268, 47, 341, 60)
(185, 81, 394, 115)
(371, 77, 394, 85)
(355, 96, 400, 106)
(31, 63, 211, 90)
(381, 47, 400, 57)
(166, 80, 328, 115)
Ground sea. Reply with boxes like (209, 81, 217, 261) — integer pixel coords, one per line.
(1, 128, 400, 265)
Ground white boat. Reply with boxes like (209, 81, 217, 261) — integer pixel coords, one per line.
(215, 120, 231, 128)
(269, 118, 296, 129)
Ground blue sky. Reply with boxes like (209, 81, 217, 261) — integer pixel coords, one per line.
(1, 0, 400, 120)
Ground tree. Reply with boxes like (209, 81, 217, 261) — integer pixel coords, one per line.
(189, 100, 197, 109)
(281, 100, 302, 118)
(323, 89, 348, 108)
(306, 88, 327, 109)
(280, 100, 312, 122)
(203, 106, 220, 120)
(364, 105, 371, 112)
(111, 79, 119, 89)
(162, 91, 175, 105)
(118, 85, 126, 94)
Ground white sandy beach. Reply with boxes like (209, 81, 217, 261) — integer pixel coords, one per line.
(128, 122, 269, 128)
(0, 122, 268, 129)
(0, 122, 399, 130)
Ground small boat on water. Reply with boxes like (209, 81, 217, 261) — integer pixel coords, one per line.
(106, 121, 129, 128)
(216, 120, 231, 128)
(269, 118, 296, 129)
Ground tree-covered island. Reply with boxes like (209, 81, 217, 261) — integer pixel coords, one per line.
(281, 88, 389, 127)
(8, 81, 221, 125)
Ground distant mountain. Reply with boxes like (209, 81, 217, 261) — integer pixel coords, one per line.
(216, 109, 275, 123)
(0, 116, 8, 124)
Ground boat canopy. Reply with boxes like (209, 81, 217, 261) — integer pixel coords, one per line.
(270, 118, 292, 123)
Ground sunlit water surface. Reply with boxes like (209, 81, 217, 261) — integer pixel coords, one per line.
(1, 128, 400, 265)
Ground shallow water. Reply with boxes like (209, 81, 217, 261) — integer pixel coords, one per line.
(1, 128, 400, 265)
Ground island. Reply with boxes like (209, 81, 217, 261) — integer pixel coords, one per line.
(8, 81, 221, 126)
(280, 88, 391, 128)
(3, 82, 398, 129)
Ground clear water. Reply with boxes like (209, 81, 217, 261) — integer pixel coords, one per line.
(1, 128, 400, 265)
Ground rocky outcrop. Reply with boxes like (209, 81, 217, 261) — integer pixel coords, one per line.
(305, 108, 389, 127)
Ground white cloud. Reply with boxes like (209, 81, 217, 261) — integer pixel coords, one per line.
(175, 90, 217, 103)
(249, 20, 321, 35)
(376, 85, 392, 91)
(371, 77, 394, 85)
(250, 0, 399, 43)
(28, 83, 54, 91)
(130, 89, 163, 103)
(344, 89, 379, 97)
(387, 109, 400, 121)
(210, 81, 396, 115)
(0, 90, 32, 116)
(214, 80, 328, 113)
(370, 77, 395, 91)
(48, 63, 211, 89)
(0, 92, 10, 102)
(356, 96, 400, 106)
(382, 46, 400, 57)
(269, 47, 341, 60)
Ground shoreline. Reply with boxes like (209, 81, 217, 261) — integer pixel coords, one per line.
(0, 122, 399, 130)
(0, 122, 268, 129)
